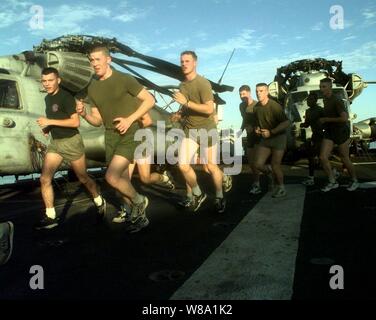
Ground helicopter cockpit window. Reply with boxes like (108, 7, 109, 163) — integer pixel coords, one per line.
(0, 80, 20, 109)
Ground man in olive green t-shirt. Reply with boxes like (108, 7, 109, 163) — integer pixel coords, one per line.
(253, 83, 290, 198)
(173, 51, 225, 214)
(76, 46, 155, 232)
(319, 77, 358, 192)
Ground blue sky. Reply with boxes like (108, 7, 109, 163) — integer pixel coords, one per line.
(0, 0, 376, 129)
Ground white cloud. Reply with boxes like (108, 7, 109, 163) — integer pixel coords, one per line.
(294, 36, 304, 40)
(0, 1, 32, 29)
(113, 2, 149, 22)
(362, 8, 376, 20)
(343, 35, 357, 41)
(159, 39, 190, 51)
(344, 20, 355, 29)
(195, 32, 208, 41)
(197, 29, 261, 57)
(117, 34, 152, 54)
(311, 22, 324, 31)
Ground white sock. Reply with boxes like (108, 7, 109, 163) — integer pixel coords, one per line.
(192, 185, 202, 197)
(133, 193, 144, 204)
(187, 192, 193, 200)
(216, 190, 223, 199)
(46, 207, 56, 219)
(93, 195, 103, 207)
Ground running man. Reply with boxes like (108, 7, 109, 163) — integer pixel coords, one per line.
(76, 46, 155, 232)
(253, 83, 290, 198)
(173, 51, 226, 213)
(319, 78, 358, 192)
(36, 67, 105, 230)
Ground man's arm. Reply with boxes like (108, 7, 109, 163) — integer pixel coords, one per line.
(271, 120, 290, 135)
(173, 91, 214, 115)
(113, 88, 155, 134)
(76, 99, 103, 127)
(37, 113, 80, 128)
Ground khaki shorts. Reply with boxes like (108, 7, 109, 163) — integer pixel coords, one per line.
(105, 130, 140, 163)
(258, 133, 287, 150)
(47, 134, 85, 162)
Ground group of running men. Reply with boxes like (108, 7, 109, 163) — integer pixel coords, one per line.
(239, 78, 358, 198)
(0, 49, 358, 265)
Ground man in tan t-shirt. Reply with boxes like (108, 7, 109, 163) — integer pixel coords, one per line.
(173, 51, 225, 213)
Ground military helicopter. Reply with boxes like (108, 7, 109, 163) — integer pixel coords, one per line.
(267, 58, 376, 159)
(0, 35, 234, 177)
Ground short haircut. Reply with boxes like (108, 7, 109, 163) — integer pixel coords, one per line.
(181, 50, 197, 61)
(41, 67, 59, 77)
(320, 78, 332, 85)
(89, 46, 110, 57)
(239, 85, 250, 92)
(256, 82, 268, 88)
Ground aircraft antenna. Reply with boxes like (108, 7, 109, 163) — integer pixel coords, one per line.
(218, 48, 235, 85)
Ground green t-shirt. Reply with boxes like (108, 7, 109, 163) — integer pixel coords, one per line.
(45, 88, 79, 140)
(239, 100, 257, 131)
(179, 75, 216, 130)
(323, 94, 348, 129)
(254, 98, 288, 133)
(87, 70, 143, 134)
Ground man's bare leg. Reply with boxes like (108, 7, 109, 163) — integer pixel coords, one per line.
(320, 139, 335, 181)
(338, 139, 357, 180)
(270, 149, 285, 186)
(105, 155, 138, 203)
(70, 155, 99, 198)
(40, 153, 63, 215)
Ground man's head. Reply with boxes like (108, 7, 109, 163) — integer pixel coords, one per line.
(180, 51, 197, 78)
(239, 85, 251, 103)
(255, 83, 269, 104)
(41, 67, 61, 95)
(88, 46, 111, 79)
(319, 78, 333, 97)
(307, 92, 318, 107)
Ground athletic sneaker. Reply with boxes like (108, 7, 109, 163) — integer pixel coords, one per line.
(0, 222, 14, 266)
(302, 177, 315, 186)
(178, 198, 193, 208)
(189, 193, 207, 212)
(347, 180, 359, 192)
(112, 205, 130, 224)
(35, 216, 59, 230)
(158, 171, 175, 190)
(130, 196, 149, 223)
(125, 216, 150, 233)
(321, 181, 339, 192)
(223, 175, 233, 193)
(214, 197, 226, 214)
(249, 184, 262, 194)
(272, 187, 287, 198)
